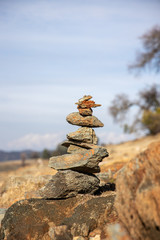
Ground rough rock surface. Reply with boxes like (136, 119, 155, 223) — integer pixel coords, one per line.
(49, 146, 109, 173)
(67, 144, 87, 153)
(62, 140, 94, 149)
(76, 100, 101, 109)
(66, 112, 104, 128)
(67, 127, 98, 144)
(0, 193, 117, 240)
(116, 141, 160, 240)
(39, 170, 100, 199)
(75, 95, 92, 104)
(78, 108, 92, 116)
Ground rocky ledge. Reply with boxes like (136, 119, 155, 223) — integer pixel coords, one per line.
(0, 192, 118, 240)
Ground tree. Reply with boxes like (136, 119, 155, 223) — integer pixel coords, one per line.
(109, 84, 160, 135)
(30, 151, 40, 160)
(42, 149, 52, 159)
(109, 26, 160, 135)
(52, 143, 67, 156)
(128, 25, 160, 73)
(20, 152, 26, 167)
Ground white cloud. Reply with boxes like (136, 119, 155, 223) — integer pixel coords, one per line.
(97, 131, 137, 145)
(7, 132, 65, 151)
(7, 131, 138, 151)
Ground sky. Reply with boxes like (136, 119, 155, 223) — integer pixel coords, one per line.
(0, 0, 160, 151)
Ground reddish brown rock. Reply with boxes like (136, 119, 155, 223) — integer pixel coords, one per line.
(67, 127, 98, 144)
(115, 141, 160, 240)
(75, 95, 101, 109)
(66, 112, 104, 128)
(49, 146, 109, 173)
(78, 108, 93, 116)
(76, 100, 101, 109)
(76, 95, 92, 104)
(0, 193, 117, 240)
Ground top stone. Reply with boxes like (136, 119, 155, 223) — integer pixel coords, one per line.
(76, 95, 101, 109)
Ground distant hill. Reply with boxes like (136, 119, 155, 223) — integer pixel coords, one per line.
(0, 150, 36, 162)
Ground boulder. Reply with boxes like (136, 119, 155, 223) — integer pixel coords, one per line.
(66, 112, 104, 128)
(39, 170, 100, 199)
(49, 146, 109, 173)
(115, 141, 160, 240)
(67, 127, 98, 144)
(0, 193, 117, 240)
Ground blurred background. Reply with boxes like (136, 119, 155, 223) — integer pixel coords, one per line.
(0, 0, 160, 159)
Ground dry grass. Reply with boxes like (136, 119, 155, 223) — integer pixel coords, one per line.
(100, 133, 160, 172)
(1, 133, 160, 208)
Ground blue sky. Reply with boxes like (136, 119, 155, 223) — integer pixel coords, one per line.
(0, 0, 160, 151)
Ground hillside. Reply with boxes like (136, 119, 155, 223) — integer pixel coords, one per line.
(0, 133, 160, 208)
(0, 150, 39, 162)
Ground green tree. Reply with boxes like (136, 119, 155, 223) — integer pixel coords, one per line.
(52, 143, 67, 156)
(109, 84, 160, 135)
(42, 149, 52, 159)
(109, 26, 160, 135)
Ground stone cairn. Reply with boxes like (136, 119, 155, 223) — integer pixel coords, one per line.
(40, 95, 109, 199)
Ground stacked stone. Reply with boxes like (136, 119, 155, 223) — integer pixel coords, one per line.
(39, 95, 109, 199)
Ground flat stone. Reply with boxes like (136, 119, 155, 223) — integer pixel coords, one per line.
(66, 112, 104, 128)
(62, 140, 94, 149)
(39, 170, 100, 199)
(75, 95, 101, 109)
(75, 95, 92, 104)
(67, 145, 87, 154)
(78, 108, 92, 116)
(49, 146, 109, 173)
(67, 127, 98, 144)
(76, 100, 101, 109)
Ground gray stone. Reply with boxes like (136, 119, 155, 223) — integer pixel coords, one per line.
(39, 170, 100, 199)
(67, 145, 87, 154)
(49, 146, 109, 173)
(66, 112, 104, 128)
(62, 141, 96, 149)
(67, 127, 98, 144)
